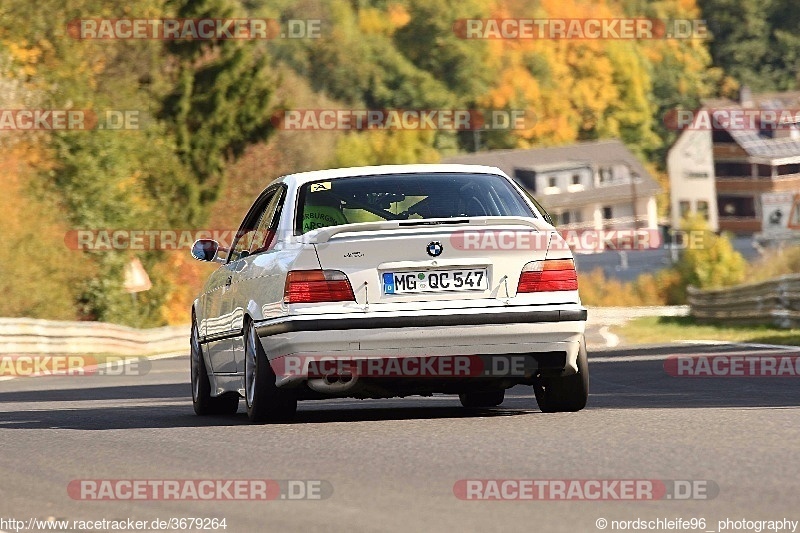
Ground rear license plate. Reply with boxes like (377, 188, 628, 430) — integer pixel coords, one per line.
(383, 269, 488, 294)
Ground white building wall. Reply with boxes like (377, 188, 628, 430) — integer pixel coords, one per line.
(667, 129, 718, 231)
(537, 167, 593, 196)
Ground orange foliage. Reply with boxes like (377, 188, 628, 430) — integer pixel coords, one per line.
(578, 267, 685, 306)
(155, 252, 215, 325)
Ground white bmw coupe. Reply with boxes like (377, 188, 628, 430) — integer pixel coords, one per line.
(190, 164, 588, 422)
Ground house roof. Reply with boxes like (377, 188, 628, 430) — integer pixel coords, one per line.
(442, 139, 661, 207)
(701, 93, 800, 162)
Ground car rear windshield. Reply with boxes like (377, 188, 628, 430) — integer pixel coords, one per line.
(296, 172, 536, 235)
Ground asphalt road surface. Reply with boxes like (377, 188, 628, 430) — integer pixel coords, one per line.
(1, 342, 799, 533)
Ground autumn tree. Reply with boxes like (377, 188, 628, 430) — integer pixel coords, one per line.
(698, 0, 800, 91)
(675, 216, 747, 290)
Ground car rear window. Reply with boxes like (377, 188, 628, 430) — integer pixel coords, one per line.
(296, 172, 536, 234)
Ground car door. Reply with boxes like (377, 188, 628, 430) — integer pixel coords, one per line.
(227, 185, 286, 373)
(202, 254, 239, 375)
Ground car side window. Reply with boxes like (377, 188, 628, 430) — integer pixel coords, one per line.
(229, 188, 279, 262)
(249, 189, 284, 255)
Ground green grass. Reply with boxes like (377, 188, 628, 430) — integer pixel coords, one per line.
(616, 316, 800, 347)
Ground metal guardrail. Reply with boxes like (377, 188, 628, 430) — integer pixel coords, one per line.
(585, 306, 689, 326)
(687, 274, 800, 329)
(0, 318, 188, 355)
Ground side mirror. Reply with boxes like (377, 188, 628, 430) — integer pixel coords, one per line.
(191, 239, 220, 262)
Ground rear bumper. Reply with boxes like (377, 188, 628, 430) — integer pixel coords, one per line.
(254, 305, 587, 388)
(256, 307, 586, 337)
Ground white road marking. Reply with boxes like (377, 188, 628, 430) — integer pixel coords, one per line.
(677, 340, 798, 351)
(591, 354, 669, 363)
(591, 344, 798, 363)
(598, 326, 620, 348)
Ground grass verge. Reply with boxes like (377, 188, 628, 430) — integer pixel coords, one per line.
(616, 316, 800, 347)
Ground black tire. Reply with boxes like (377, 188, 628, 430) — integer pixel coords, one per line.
(244, 320, 297, 423)
(459, 389, 505, 408)
(191, 319, 239, 416)
(533, 339, 589, 413)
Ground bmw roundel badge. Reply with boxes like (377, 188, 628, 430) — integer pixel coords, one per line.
(426, 241, 443, 257)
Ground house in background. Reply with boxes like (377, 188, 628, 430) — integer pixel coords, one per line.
(443, 139, 661, 231)
(667, 127, 718, 231)
(667, 88, 800, 235)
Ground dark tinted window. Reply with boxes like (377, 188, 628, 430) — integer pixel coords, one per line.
(718, 195, 756, 218)
(296, 173, 534, 234)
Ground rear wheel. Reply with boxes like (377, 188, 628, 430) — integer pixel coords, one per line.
(191, 320, 239, 416)
(459, 389, 505, 408)
(244, 320, 297, 423)
(533, 339, 589, 413)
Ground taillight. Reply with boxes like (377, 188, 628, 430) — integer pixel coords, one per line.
(517, 259, 578, 292)
(284, 269, 355, 303)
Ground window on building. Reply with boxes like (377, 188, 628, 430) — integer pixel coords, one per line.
(718, 196, 756, 218)
(548, 176, 557, 188)
(757, 164, 773, 177)
(696, 200, 709, 220)
(561, 211, 571, 225)
(712, 130, 735, 143)
(602, 206, 612, 219)
(714, 162, 751, 178)
(777, 164, 800, 176)
(679, 201, 691, 219)
(571, 174, 580, 185)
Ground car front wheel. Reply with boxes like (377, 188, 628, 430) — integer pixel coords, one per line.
(533, 339, 589, 413)
(244, 320, 297, 423)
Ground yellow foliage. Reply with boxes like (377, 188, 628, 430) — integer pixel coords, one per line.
(358, 8, 387, 35)
(578, 267, 684, 306)
(155, 252, 213, 325)
(358, 4, 411, 36)
(387, 4, 411, 29)
(0, 142, 97, 319)
(746, 245, 800, 282)
(3, 40, 42, 77)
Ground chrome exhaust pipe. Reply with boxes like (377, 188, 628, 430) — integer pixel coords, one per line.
(308, 372, 358, 393)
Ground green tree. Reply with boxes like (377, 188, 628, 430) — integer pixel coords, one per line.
(160, 0, 278, 214)
(334, 130, 439, 167)
(393, 0, 495, 105)
(676, 216, 747, 290)
(698, 0, 800, 91)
